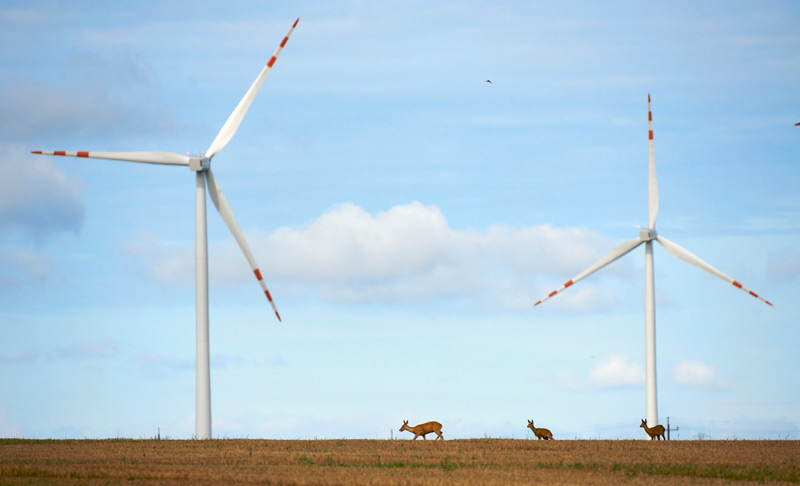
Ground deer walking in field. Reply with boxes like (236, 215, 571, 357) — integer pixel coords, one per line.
(527, 420, 554, 440)
(399, 420, 444, 441)
(640, 419, 666, 440)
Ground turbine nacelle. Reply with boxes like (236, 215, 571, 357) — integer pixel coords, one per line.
(639, 228, 657, 242)
(189, 156, 211, 172)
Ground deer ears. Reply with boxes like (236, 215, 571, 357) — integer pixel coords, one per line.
(403, 420, 408, 425)
(640, 419, 647, 425)
(527, 420, 533, 425)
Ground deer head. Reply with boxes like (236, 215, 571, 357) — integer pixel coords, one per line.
(400, 420, 409, 432)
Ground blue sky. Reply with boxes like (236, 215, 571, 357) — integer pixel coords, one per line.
(1, 0, 799, 440)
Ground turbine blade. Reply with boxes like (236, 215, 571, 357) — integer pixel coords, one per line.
(655, 235, 773, 306)
(31, 150, 189, 166)
(648, 94, 658, 229)
(534, 236, 644, 307)
(205, 170, 282, 321)
(205, 18, 299, 159)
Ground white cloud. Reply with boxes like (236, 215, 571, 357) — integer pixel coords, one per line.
(257, 202, 623, 309)
(588, 354, 644, 389)
(0, 53, 176, 142)
(123, 202, 627, 311)
(551, 354, 645, 391)
(0, 145, 84, 240)
(673, 360, 729, 389)
(0, 246, 54, 288)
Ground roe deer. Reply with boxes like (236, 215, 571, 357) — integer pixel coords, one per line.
(527, 420, 554, 440)
(640, 419, 666, 440)
(399, 420, 443, 440)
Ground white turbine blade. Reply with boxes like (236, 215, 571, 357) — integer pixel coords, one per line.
(648, 94, 658, 229)
(534, 236, 644, 307)
(32, 150, 189, 166)
(655, 234, 773, 306)
(205, 170, 281, 321)
(205, 18, 299, 159)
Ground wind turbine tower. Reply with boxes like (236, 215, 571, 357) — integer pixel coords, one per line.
(32, 18, 300, 440)
(534, 95, 772, 428)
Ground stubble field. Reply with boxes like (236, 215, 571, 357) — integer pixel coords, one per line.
(0, 438, 798, 485)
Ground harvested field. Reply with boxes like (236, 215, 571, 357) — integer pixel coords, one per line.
(0, 438, 798, 485)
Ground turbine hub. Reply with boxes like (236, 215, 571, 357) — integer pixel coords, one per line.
(189, 156, 211, 172)
(639, 228, 657, 241)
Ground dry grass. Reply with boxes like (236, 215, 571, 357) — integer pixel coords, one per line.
(0, 438, 798, 485)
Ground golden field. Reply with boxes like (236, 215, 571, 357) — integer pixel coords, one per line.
(1, 438, 798, 485)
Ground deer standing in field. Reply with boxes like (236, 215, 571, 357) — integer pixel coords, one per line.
(527, 420, 554, 440)
(640, 419, 666, 440)
(399, 420, 444, 441)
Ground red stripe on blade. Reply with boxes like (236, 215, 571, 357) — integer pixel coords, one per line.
(293, 18, 299, 27)
(749, 291, 759, 298)
(31, 151, 42, 154)
(265, 290, 273, 301)
(275, 311, 282, 322)
(649, 130, 654, 140)
(766, 300, 773, 306)
(254, 269, 263, 281)
(733, 281, 743, 289)
(54, 151, 66, 156)
(77, 151, 89, 157)
(267, 56, 277, 67)
(564, 280, 574, 288)
(548, 290, 558, 298)
(649, 112, 652, 121)
(534, 301, 542, 307)
(280, 36, 288, 47)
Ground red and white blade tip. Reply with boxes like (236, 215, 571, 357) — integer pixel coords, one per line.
(266, 19, 298, 68)
(32, 150, 89, 157)
(533, 279, 574, 307)
(253, 268, 282, 321)
(732, 279, 773, 307)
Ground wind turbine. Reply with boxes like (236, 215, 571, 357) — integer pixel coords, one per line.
(533, 94, 772, 429)
(32, 18, 299, 439)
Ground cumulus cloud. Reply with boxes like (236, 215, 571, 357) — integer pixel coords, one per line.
(0, 246, 54, 288)
(0, 145, 84, 240)
(0, 145, 82, 288)
(0, 53, 176, 142)
(673, 360, 729, 389)
(123, 202, 629, 311)
(587, 354, 644, 389)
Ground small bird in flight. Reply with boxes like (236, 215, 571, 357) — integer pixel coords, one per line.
(485, 79, 492, 84)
